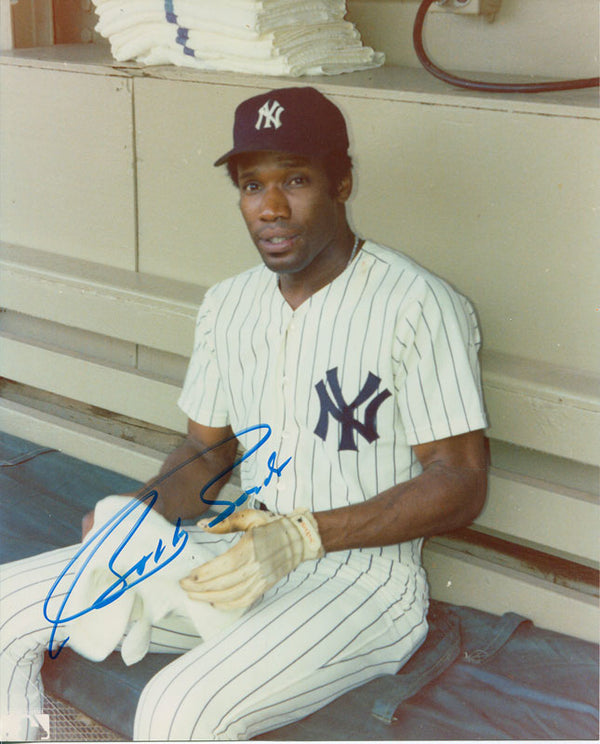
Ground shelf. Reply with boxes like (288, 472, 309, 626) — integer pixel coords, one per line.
(2, 43, 598, 118)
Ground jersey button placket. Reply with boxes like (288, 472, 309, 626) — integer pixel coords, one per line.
(283, 317, 299, 407)
(281, 317, 303, 498)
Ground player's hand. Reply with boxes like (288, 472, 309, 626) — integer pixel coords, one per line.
(180, 508, 324, 610)
(81, 510, 95, 541)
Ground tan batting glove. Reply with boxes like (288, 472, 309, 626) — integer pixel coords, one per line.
(180, 508, 324, 610)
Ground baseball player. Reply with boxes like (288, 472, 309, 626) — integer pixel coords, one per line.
(1, 86, 488, 741)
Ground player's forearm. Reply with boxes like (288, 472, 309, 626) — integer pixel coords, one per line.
(314, 461, 487, 552)
(130, 437, 238, 523)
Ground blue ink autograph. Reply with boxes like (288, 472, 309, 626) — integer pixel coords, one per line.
(44, 424, 290, 657)
(199, 424, 291, 527)
(44, 491, 187, 659)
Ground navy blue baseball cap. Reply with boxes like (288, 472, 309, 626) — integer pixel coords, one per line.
(214, 86, 350, 167)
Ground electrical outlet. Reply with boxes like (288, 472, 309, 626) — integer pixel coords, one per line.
(430, 0, 502, 20)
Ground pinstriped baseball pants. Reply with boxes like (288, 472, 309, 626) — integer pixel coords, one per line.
(1, 527, 428, 741)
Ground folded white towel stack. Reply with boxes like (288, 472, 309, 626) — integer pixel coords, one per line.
(92, 0, 384, 75)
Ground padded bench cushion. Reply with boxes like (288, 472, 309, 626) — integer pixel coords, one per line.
(1, 432, 598, 740)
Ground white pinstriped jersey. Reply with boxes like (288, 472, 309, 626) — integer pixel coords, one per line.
(1, 241, 486, 741)
(178, 240, 487, 567)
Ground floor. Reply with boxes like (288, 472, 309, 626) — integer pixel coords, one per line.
(43, 695, 125, 742)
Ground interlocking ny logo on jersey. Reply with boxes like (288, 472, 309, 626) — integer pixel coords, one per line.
(255, 100, 285, 130)
(314, 367, 392, 451)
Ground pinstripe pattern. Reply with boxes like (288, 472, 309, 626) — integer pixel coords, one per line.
(1, 547, 77, 741)
(179, 239, 487, 561)
(2, 241, 486, 740)
(133, 546, 428, 740)
(0, 531, 232, 740)
(0, 533, 427, 740)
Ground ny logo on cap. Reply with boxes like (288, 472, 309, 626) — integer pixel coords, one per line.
(255, 100, 285, 130)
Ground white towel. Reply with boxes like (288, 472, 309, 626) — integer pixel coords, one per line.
(135, 37, 383, 76)
(107, 20, 360, 61)
(65, 496, 243, 666)
(91, 0, 384, 76)
(94, 0, 347, 27)
(108, 24, 382, 75)
(95, 0, 346, 36)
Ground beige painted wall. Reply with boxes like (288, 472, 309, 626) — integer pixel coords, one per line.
(135, 80, 259, 284)
(347, 0, 600, 78)
(0, 63, 137, 269)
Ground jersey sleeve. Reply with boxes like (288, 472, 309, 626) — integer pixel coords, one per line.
(177, 287, 231, 427)
(393, 276, 487, 446)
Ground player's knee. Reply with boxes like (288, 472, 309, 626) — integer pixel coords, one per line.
(134, 667, 206, 740)
(134, 667, 249, 741)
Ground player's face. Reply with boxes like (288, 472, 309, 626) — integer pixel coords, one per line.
(235, 151, 351, 279)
